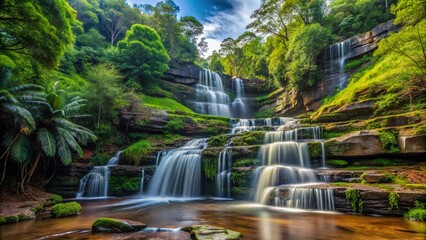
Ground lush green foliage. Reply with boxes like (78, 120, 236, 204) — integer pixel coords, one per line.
(202, 158, 218, 180)
(208, 134, 228, 147)
(307, 142, 323, 158)
(142, 95, 194, 113)
(388, 192, 399, 211)
(345, 188, 363, 213)
(164, 116, 186, 134)
(231, 131, 265, 146)
(286, 24, 335, 88)
(121, 140, 152, 165)
(116, 24, 170, 82)
(378, 130, 400, 153)
(51, 202, 82, 217)
(109, 176, 141, 196)
(404, 201, 426, 221)
(327, 159, 349, 168)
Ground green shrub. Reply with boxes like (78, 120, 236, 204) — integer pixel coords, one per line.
(109, 176, 141, 196)
(378, 130, 400, 153)
(254, 108, 274, 118)
(345, 188, 363, 213)
(0, 217, 6, 225)
(121, 140, 151, 165)
(233, 158, 261, 167)
(307, 142, 322, 158)
(327, 159, 349, 168)
(388, 192, 399, 211)
(345, 55, 372, 71)
(164, 117, 186, 134)
(202, 158, 217, 180)
(208, 134, 228, 147)
(90, 153, 111, 166)
(5, 215, 19, 223)
(323, 131, 347, 139)
(404, 201, 426, 221)
(51, 202, 82, 217)
(231, 131, 265, 146)
(49, 194, 63, 204)
(371, 158, 397, 166)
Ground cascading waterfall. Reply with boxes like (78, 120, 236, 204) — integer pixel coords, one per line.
(231, 78, 248, 118)
(147, 139, 207, 197)
(326, 39, 352, 89)
(140, 169, 145, 194)
(76, 151, 122, 198)
(217, 147, 232, 198)
(194, 69, 231, 117)
(254, 122, 335, 211)
(264, 126, 323, 143)
(231, 117, 297, 134)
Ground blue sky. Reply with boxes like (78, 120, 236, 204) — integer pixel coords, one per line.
(126, 0, 261, 55)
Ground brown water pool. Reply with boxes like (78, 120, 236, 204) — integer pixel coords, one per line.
(0, 198, 425, 239)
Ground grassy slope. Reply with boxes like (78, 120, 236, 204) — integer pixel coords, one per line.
(141, 94, 194, 114)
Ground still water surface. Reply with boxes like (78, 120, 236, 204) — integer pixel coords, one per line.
(0, 198, 425, 240)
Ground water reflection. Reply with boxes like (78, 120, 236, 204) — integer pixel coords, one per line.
(1, 199, 425, 240)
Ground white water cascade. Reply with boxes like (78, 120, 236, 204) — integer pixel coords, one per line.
(254, 122, 335, 211)
(217, 147, 232, 198)
(231, 117, 298, 134)
(76, 151, 122, 198)
(147, 139, 207, 197)
(326, 39, 352, 89)
(231, 78, 248, 118)
(195, 69, 231, 117)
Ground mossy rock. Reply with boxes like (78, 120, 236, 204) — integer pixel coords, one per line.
(92, 217, 147, 233)
(307, 142, 323, 158)
(121, 140, 152, 165)
(181, 225, 243, 240)
(0, 217, 6, 225)
(230, 131, 265, 146)
(51, 202, 82, 217)
(208, 134, 229, 147)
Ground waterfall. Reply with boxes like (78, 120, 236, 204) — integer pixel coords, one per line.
(264, 127, 323, 143)
(326, 39, 351, 89)
(231, 117, 298, 134)
(140, 169, 145, 194)
(267, 184, 335, 211)
(258, 142, 310, 167)
(253, 120, 335, 211)
(147, 139, 207, 197)
(76, 151, 122, 198)
(217, 147, 232, 198)
(194, 69, 231, 117)
(231, 78, 249, 118)
(321, 142, 326, 168)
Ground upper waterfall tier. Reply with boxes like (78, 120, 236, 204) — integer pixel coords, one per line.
(194, 69, 231, 117)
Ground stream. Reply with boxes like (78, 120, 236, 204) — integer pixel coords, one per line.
(1, 198, 425, 239)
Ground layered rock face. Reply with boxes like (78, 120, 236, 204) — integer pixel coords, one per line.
(273, 20, 398, 116)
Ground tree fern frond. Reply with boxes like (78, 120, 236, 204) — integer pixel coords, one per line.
(37, 128, 56, 157)
(2, 130, 15, 147)
(10, 134, 30, 163)
(58, 128, 83, 157)
(2, 103, 36, 129)
(8, 84, 43, 93)
(55, 135, 72, 165)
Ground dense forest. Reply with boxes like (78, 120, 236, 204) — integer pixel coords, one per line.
(0, 0, 425, 238)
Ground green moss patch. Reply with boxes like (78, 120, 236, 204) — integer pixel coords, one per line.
(326, 159, 349, 168)
(307, 142, 322, 158)
(231, 131, 265, 146)
(345, 188, 363, 213)
(141, 95, 194, 114)
(51, 202, 82, 217)
(121, 140, 152, 165)
(404, 201, 426, 221)
(92, 217, 147, 233)
(202, 158, 218, 180)
(208, 134, 228, 147)
(378, 130, 400, 153)
(109, 176, 141, 196)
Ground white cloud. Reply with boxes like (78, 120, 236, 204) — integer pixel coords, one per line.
(201, 0, 260, 56)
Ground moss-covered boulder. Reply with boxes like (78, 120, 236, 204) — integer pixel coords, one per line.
(51, 202, 82, 217)
(91, 217, 147, 233)
(181, 225, 243, 240)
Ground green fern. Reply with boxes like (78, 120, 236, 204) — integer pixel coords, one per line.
(10, 134, 30, 163)
(37, 128, 56, 157)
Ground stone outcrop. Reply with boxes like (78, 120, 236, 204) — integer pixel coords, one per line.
(181, 225, 243, 240)
(92, 218, 147, 233)
(163, 64, 203, 84)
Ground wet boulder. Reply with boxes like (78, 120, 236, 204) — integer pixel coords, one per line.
(91, 218, 147, 233)
(181, 225, 243, 240)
